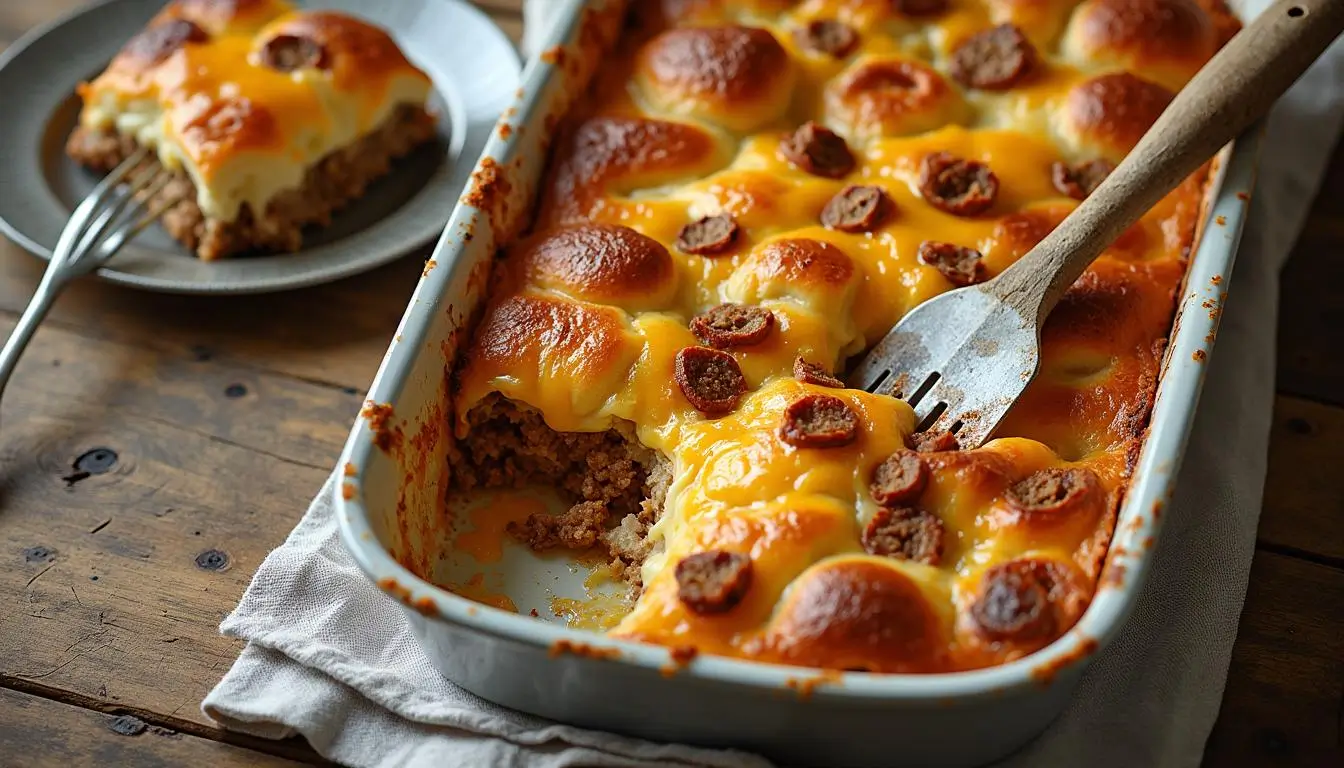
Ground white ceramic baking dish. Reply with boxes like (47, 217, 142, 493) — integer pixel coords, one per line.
(334, 1, 1266, 765)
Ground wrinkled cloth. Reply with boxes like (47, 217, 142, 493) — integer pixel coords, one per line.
(203, 3, 1344, 766)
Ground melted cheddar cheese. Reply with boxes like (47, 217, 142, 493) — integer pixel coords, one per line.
(76, 0, 431, 221)
(451, 0, 1238, 672)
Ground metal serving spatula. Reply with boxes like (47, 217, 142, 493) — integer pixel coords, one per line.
(848, 0, 1344, 449)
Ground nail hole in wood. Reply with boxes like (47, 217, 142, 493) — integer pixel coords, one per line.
(1287, 6, 1304, 16)
(23, 546, 56, 564)
(224, 383, 248, 398)
(65, 448, 119, 484)
(195, 549, 230, 571)
(76, 448, 118, 474)
(108, 715, 147, 737)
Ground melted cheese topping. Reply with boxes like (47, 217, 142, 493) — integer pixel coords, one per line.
(452, 0, 1238, 672)
(76, 0, 431, 221)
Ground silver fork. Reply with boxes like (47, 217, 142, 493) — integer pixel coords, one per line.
(848, 0, 1344, 449)
(0, 146, 183, 402)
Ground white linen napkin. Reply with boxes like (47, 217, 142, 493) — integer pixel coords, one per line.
(203, 4, 1344, 766)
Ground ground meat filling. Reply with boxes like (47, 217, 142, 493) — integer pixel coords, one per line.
(259, 33, 329, 72)
(918, 240, 986, 286)
(793, 356, 845, 388)
(821, 185, 891, 233)
(862, 507, 944, 564)
(507, 500, 607, 551)
(1052, 159, 1115, 200)
(780, 121, 855, 179)
(918, 152, 999, 216)
(674, 346, 748, 415)
(794, 19, 859, 58)
(675, 550, 753, 614)
(452, 394, 672, 585)
(676, 214, 739, 255)
(779, 394, 860, 448)
(971, 560, 1058, 641)
(690, 303, 775, 349)
(870, 449, 929, 505)
(949, 24, 1037, 91)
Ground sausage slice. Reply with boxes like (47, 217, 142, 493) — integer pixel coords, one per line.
(780, 121, 855, 179)
(676, 550, 753, 614)
(674, 347, 747, 415)
(690, 303, 775, 349)
(779, 394, 860, 448)
(918, 152, 999, 216)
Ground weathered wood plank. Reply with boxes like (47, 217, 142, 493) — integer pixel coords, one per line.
(1256, 396, 1344, 564)
(0, 399, 328, 730)
(1276, 138, 1344, 408)
(1202, 551, 1344, 766)
(0, 687, 312, 767)
(0, 246, 423, 391)
(0, 314, 363, 471)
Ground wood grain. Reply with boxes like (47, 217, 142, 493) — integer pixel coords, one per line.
(1202, 552, 1344, 766)
(0, 688, 309, 767)
(1257, 396, 1344, 564)
(0, 247, 424, 390)
(1276, 141, 1344, 408)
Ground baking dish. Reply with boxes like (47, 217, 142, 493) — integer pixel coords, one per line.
(335, 1, 1266, 765)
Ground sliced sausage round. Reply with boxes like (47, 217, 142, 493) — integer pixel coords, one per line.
(690, 303, 775, 349)
(794, 19, 859, 58)
(821, 185, 891, 233)
(674, 346, 747, 415)
(892, 0, 949, 16)
(676, 214, 739, 255)
(676, 550, 753, 614)
(1051, 159, 1115, 200)
(910, 430, 960, 453)
(780, 121, 855, 179)
(949, 24, 1037, 91)
(918, 240, 986, 286)
(793, 356, 845, 388)
(870, 449, 929, 505)
(259, 34, 329, 72)
(918, 152, 999, 216)
(861, 506, 944, 565)
(970, 560, 1058, 641)
(779, 394, 860, 448)
(1005, 467, 1099, 515)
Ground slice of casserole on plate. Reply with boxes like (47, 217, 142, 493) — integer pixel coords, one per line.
(66, 0, 436, 261)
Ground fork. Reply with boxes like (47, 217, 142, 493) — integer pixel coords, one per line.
(848, 0, 1344, 449)
(0, 146, 184, 405)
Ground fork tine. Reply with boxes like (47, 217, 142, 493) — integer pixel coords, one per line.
(96, 186, 186, 259)
(72, 162, 166, 256)
(53, 147, 150, 261)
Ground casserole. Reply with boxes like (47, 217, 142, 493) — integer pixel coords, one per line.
(67, 0, 435, 260)
(336, 0, 1265, 764)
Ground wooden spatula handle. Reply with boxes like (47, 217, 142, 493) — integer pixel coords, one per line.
(991, 0, 1344, 323)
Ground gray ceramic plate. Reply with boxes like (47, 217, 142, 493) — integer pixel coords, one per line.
(0, 0, 520, 294)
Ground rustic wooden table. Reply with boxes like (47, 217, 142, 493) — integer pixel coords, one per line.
(0, 2, 1339, 766)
